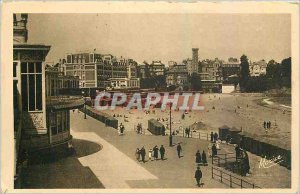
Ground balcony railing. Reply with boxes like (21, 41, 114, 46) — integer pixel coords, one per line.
(46, 95, 85, 111)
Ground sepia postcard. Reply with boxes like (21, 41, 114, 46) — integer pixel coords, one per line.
(0, 1, 299, 193)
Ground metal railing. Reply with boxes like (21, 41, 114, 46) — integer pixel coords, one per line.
(173, 130, 210, 141)
(211, 153, 247, 175)
(212, 153, 236, 166)
(212, 166, 261, 189)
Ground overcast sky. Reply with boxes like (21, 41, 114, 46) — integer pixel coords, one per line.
(27, 13, 291, 64)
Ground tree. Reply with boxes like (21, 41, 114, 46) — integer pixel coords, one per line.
(281, 57, 291, 88)
(189, 73, 202, 91)
(239, 55, 250, 92)
(266, 59, 281, 88)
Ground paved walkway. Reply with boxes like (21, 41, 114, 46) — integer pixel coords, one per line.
(71, 112, 228, 188)
(72, 130, 157, 188)
(71, 111, 291, 188)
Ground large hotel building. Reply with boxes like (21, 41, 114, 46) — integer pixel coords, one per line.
(63, 52, 140, 90)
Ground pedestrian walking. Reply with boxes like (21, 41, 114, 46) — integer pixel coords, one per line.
(268, 121, 271, 129)
(185, 128, 188, 137)
(202, 151, 207, 165)
(212, 144, 217, 157)
(210, 132, 214, 142)
(195, 150, 202, 164)
(153, 145, 159, 160)
(120, 124, 125, 135)
(149, 149, 153, 161)
(140, 147, 146, 163)
(241, 151, 250, 176)
(135, 148, 140, 161)
(177, 143, 182, 158)
(160, 145, 165, 160)
(194, 167, 203, 187)
(263, 121, 266, 129)
(213, 132, 218, 142)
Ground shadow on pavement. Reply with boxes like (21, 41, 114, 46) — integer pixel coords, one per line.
(73, 138, 103, 158)
(18, 139, 104, 189)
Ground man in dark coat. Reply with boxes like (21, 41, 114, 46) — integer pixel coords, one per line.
(243, 151, 250, 175)
(213, 132, 218, 142)
(160, 145, 165, 160)
(194, 167, 202, 187)
(177, 143, 182, 158)
(153, 145, 159, 160)
(210, 132, 214, 142)
(235, 144, 241, 160)
(140, 146, 146, 163)
(212, 144, 217, 157)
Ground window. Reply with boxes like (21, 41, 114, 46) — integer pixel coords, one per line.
(13, 62, 17, 78)
(21, 62, 43, 111)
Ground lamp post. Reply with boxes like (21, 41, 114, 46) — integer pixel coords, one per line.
(82, 91, 87, 119)
(169, 103, 173, 147)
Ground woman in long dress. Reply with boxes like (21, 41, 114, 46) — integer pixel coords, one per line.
(195, 150, 202, 164)
(135, 148, 140, 161)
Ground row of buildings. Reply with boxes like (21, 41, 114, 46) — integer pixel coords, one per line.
(57, 47, 267, 92)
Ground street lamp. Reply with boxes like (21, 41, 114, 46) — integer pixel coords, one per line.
(169, 103, 173, 147)
(82, 91, 87, 119)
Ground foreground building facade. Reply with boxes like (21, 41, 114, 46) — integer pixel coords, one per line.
(13, 14, 84, 187)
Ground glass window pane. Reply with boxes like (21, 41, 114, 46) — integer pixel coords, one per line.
(36, 74, 42, 110)
(21, 62, 27, 73)
(13, 62, 17, 77)
(21, 75, 28, 111)
(28, 63, 35, 73)
(28, 75, 35, 111)
(36, 62, 42, 73)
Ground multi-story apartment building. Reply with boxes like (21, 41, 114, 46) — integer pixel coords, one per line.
(149, 61, 165, 76)
(221, 57, 241, 84)
(166, 64, 188, 86)
(63, 53, 139, 89)
(199, 58, 223, 81)
(183, 59, 194, 75)
(13, 14, 84, 186)
(249, 59, 267, 77)
(168, 61, 177, 67)
(64, 52, 101, 88)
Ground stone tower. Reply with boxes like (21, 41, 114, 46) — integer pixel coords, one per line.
(192, 48, 199, 73)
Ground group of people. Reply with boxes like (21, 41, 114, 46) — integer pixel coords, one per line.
(157, 117, 168, 122)
(135, 145, 166, 162)
(210, 132, 219, 143)
(195, 150, 208, 165)
(263, 121, 272, 129)
(136, 123, 143, 134)
(184, 127, 191, 137)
